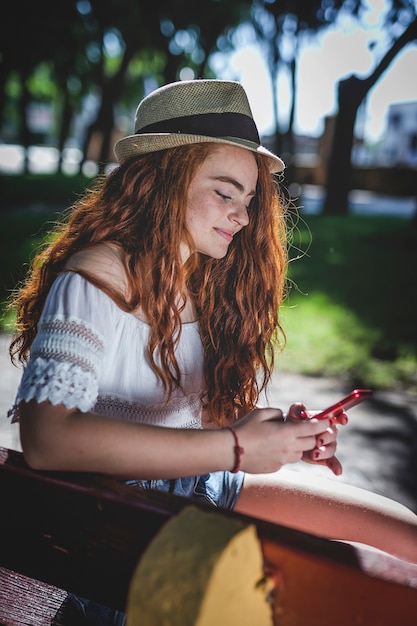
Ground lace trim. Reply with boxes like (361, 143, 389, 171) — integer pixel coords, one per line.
(9, 315, 105, 423)
(30, 317, 105, 374)
(9, 358, 100, 422)
(40, 317, 105, 349)
(94, 392, 203, 429)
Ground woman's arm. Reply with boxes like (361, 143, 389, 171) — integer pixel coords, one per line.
(19, 400, 232, 478)
(19, 400, 332, 479)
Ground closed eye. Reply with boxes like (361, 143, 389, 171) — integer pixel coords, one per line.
(216, 191, 232, 201)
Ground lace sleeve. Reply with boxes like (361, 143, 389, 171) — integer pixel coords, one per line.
(9, 273, 108, 422)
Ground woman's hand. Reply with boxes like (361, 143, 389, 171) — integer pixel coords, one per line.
(233, 407, 333, 475)
(287, 402, 347, 476)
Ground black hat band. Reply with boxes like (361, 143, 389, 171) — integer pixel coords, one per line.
(136, 112, 260, 145)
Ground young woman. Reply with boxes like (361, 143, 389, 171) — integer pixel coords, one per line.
(9, 80, 417, 576)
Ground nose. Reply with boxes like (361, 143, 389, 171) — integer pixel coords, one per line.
(231, 203, 249, 228)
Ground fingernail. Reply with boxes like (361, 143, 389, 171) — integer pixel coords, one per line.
(299, 409, 308, 420)
(313, 449, 320, 460)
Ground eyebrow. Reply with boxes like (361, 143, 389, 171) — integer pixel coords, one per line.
(211, 175, 256, 197)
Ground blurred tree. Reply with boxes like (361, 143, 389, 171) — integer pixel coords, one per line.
(162, 0, 253, 77)
(248, 0, 360, 190)
(244, 1, 416, 211)
(0, 0, 252, 174)
(80, 0, 253, 173)
(323, 5, 417, 215)
(0, 0, 89, 172)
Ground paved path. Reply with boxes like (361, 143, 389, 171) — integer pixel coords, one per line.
(0, 334, 22, 451)
(267, 372, 417, 513)
(1, 332, 417, 513)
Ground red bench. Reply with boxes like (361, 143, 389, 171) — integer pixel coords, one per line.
(1, 445, 416, 625)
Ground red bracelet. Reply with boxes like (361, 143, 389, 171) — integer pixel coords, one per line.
(226, 427, 245, 473)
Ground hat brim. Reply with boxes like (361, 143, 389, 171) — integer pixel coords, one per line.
(114, 133, 285, 173)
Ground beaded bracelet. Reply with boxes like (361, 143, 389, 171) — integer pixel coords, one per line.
(226, 426, 245, 473)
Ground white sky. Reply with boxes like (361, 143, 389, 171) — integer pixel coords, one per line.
(210, 3, 417, 143)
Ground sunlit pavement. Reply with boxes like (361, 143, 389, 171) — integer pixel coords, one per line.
(0, 144, 109, 178)
(0, 145, 416, 218)
(0, 334, 22, 451)
(300, 184, 417, 218)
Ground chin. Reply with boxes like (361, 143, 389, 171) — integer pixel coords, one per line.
(210, 251, 228, 260)
(198, 248, 228, 260)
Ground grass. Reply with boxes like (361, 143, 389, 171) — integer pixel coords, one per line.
(1, 175, 416, 392)
(0, 171, 94, 328)
(0, 209, 64, 329)
(0, 172, 93, 208)
(279, 213, 417, 391)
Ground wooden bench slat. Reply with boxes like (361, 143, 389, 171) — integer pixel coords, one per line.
(0, 568, 67, 626)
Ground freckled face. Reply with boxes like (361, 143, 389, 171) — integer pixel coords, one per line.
(185, 144, 258, 259)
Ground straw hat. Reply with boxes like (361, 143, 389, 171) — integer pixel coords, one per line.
(114, 79, 285, 173)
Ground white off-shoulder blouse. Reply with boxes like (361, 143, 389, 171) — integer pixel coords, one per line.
(10, 272, 205, 429)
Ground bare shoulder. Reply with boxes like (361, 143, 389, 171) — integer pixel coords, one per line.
(65, 242, 128, 293)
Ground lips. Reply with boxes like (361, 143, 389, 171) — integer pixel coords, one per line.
(214, 228, 234, 243)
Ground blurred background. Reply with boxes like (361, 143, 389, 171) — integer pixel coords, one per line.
(0, 0, 416, 393)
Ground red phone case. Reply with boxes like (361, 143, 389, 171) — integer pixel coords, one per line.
(315, 389, 373, 420)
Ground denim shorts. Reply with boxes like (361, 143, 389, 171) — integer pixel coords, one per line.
(68, 470, 245, 625)
(129, 469, 245, 509)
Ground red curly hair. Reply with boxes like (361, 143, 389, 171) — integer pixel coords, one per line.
(9, 144, 288, 426)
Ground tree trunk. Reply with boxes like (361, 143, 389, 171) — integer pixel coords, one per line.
(56, 89, 74, 174)
(19, 73, 32, 175)
(323, 18, 417, 215)
(282, 56, 297, 191)
(322, 75, 367, 215)
(80, 51, 132, 173)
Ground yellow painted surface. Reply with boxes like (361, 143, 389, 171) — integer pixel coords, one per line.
(126, 506, 273, 626)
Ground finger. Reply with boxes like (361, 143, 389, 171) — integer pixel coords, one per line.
(259, 407, 285, 422)
(305, 448, 343, 476)
(284, 419, 333, 453)
(304, 409, 349, 426)
(325, 455, 343, 476)
(287, 402, 309, 421)
(316, 425, 338, 447)
(332, 411, 348, 426)
(307, 435, 337, 461)
(299, 417, 331, 436)
(310, 442, 335, 459)
(298, 436, 323, 453)
(317, 440, 337, 458)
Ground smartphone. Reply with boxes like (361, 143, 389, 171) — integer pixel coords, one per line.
(314, 388, 373, 420)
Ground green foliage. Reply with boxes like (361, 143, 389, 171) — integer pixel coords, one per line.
(0, 208, 63, 331)
(5, 72, 22, 99)
(0, 173, 95, 208)
(27, 63, 58, 99)
(279, 214, 417, 391)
